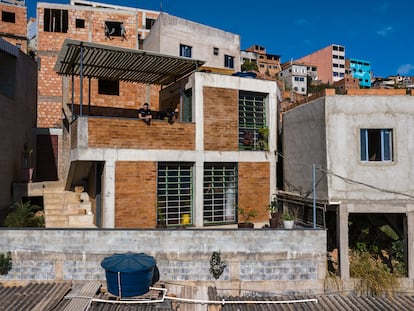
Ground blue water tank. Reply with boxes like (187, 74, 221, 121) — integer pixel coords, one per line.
(101, 252, 156, 297)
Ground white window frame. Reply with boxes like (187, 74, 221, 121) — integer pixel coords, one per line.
(360, 129, 393, 162)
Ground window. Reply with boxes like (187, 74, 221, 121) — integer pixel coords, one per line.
(333, 63, 339, 67)
(43, 9, 68, 33)
(213, 47, 219, 55)
(360, 129, 393, 161)
(239, 91, 267, 150)
(145, 18, 155, 30)
(180, 44, 192, 58)
(2, 11, 15, 23)
(75, 18, 85, 28)
(339, 46, 344, 52)
(203, 163, 237, 225)
(333, 72, 339, 77)
(157, 162, 193, 226)
(224, 55, 234, 68)
(98, 79, 119, 95)
(182, 88, 192, 122)
(104, 21, 122, 37)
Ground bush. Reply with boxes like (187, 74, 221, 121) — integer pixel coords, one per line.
(0, 252, 12, 275)
(4, 201, 44, 227)
(350, 250, 400, 297)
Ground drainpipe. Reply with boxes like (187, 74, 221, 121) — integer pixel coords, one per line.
(79, 42, 84, 116)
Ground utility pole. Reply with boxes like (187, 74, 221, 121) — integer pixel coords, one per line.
(312, 164, 316, 229)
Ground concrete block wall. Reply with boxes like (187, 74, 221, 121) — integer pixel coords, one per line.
(115, 161, 157, 228)
(0, 229, 327, 297)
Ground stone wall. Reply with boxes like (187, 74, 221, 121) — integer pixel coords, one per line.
(0, 229, 326, 298)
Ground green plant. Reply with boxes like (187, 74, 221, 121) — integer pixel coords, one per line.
(0, 252, 12, 275)
(4, 200, 44, 227)
(281, 211, 294, 221)
(350, 250, 400, 297)
(257, 127, 269, 151)
(241, 59, 258, 72)
(209, 251, 227, 280)
(268, 196, 279, 214)
(238, 207, 258, 223)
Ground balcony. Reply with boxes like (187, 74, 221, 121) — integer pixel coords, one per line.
(71, 115, 195, 151)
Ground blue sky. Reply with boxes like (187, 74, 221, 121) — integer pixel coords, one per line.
(29, 0, 414, 77)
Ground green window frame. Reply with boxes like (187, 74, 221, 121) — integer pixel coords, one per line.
(239, 91, 267, 150)
(203, 163, 238, 225)
(157, 162, 193, 226)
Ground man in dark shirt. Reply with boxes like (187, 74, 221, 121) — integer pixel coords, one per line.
(138, 103, 152, 125)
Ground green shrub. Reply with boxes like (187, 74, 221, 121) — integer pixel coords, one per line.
(350, 250, 400, 297)
(4, 200, 44, 227)
(0, 252, 12, 275)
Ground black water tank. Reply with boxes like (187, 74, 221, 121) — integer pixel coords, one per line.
(101, 252, 156, 297)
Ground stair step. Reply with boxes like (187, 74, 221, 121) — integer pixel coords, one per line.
(69, 214, 94, 226)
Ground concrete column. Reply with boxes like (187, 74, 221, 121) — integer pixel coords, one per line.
(194, 160, 204, 227)
(338, 204, 349, 280)
(102, 160, 115, 228)
(407, 212, 414, 278)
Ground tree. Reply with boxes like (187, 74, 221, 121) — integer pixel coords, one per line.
(241, 59, 258, 72)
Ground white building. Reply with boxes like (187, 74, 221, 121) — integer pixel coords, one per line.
(143, 13, 240, 73)
(279, 62, 308, 95)
(282, 89, 414, 284)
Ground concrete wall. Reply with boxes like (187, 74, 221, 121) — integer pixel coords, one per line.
(144, 13, 240, 71)
(0, 42, 37, 212)
(282, 96, 328, 199)
(0, 229, 327, 298)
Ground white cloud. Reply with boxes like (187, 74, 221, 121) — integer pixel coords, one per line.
(397, 64, 414, 75)
(376, 26, 393, 37)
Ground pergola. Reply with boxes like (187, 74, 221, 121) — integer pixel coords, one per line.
(54, 38, 205, 116)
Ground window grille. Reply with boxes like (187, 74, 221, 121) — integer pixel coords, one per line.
(203, 163, 237, 225)
(239, 91, 267, 150)
(157, 163, 193, 226)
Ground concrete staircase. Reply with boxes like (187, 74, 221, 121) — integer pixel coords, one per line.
(20, 181, 96, 228)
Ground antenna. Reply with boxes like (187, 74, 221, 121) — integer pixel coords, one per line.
(160, 1, 163, 12)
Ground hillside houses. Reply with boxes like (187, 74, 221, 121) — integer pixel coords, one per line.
(1, 0, 414, 302)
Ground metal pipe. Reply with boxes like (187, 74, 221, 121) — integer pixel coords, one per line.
(79, 42, 84, 116)
(313, 164, 316, 229)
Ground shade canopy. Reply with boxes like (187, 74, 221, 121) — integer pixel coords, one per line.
(54, 39, 205, 85)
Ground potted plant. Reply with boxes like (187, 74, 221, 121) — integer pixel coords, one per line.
(268, 196, 281, 228)
(281, 210, 295, 229)
(238, 207, 257, 228)
(21, 143, 34, 182)
(257, 127, 269, 151)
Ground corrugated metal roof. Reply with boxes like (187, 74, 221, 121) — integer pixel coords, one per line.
(0, 37, 18, 57)
(212, 292, 414, 311)
(54, 39, 205, 85)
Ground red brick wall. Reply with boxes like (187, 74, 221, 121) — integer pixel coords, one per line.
(115, 161, 157, 228)
(37, 5, 161, 128)
(203, 87, 238, 151)
(88, 117, 195, 150)
(238, 162, 270, 222)
(0, 3, 27, 50)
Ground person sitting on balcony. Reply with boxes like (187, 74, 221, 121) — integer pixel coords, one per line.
(138, 103, 152, 125)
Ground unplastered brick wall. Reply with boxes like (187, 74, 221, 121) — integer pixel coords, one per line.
(87, 117, 195, 150)
(37, 4, 161, 128)
(69, 79, 161, 111)
(0, 3, 27, 49)
(115, 161, 157, 228)
(203, 87, 238, 151)
(238, 162, 270, 222)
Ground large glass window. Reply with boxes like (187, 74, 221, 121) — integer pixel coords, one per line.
(239, 91, 267, 150)
(157, 163, 193, 226)
(360, 129, 393, 161)
(203, 163, 237, 225)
